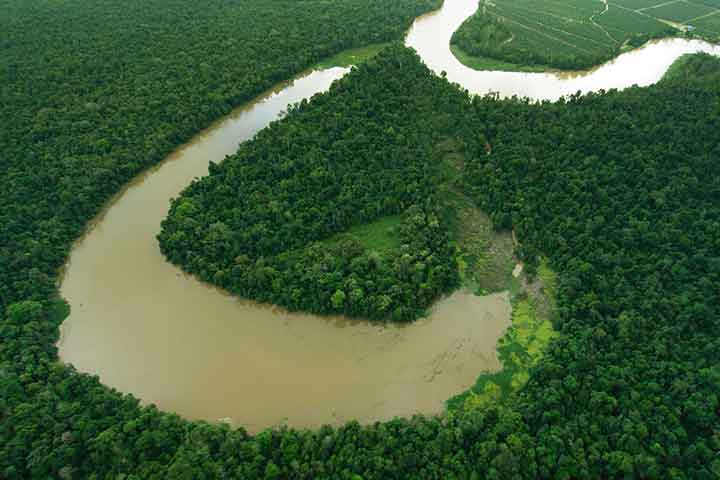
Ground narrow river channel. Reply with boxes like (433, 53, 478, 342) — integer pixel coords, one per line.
(59, 0, 720, 432)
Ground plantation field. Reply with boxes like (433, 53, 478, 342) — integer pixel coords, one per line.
(636, 0, 720, 33)
(693, 11, 720, 34)
(613, 0, 673, 9)
(643, 1, 717, 23)
(452, 0, 720, 71)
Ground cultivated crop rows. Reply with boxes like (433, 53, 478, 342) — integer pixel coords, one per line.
(476, 0, 720, 68)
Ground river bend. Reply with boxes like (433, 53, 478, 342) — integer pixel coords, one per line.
(59, 0, 720, 431)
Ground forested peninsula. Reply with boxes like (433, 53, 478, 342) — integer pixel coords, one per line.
(158, 47, 469, 321)
(3, 0, 720, 477)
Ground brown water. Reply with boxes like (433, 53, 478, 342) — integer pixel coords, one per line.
(59, 0, 720, 432)
(57, 65, 512, 431)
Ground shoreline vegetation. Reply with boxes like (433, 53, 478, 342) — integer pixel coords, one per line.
(448, 259, 560, 410)
(435, 136, 558, 409)
(451, 44, 550, 73)
(451, 0, 720, 72)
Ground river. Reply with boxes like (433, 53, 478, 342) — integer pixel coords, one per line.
(406, 0, 720, 100)
(58, 0, 720, 432)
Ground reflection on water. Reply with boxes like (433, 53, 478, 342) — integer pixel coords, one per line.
(406, 0, 720, 100)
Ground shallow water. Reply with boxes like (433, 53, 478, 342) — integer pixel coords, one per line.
(59, 0, 719, 432)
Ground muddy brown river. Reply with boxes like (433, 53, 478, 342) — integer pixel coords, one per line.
(59, 0, 720, 432)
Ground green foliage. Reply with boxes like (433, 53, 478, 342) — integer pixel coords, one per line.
(643, 0, 716, 23)
(451, 0, 693, 71)
(449, 44, 549, 73)
(321, 215, 403, 252)
(158, 46, 465, 321)
(663, 51, 720, 83)
(0, 0, 441, 320)
(692, 12, 720, 37)
(459, 52, 720, 478)
(448, 260, 559, 410)
(433, 136, 518, 295)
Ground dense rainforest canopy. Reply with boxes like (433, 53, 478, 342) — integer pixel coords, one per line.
(0, 0, 440, 314)
(459, 52, 720, 478)
(2, 0, 720, 477)
(158, 48, 470, 321)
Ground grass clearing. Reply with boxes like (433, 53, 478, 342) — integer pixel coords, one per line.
(320, 215, 402, 252)
(313, 43, 390, 69)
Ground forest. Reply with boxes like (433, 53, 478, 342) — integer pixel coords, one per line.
(157, 47, 470, 321)
(3, 0, 720, 477)
(5, 42, 720, 478)
(0, 0, 440, 316)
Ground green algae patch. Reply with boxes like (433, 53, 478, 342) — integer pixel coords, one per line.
(447, 259, 560, 411)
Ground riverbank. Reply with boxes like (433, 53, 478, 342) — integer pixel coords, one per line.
(450, 44, 548, 73)
(452, 33, 718, 74)
(448, 0, 720, 74)
(58, 52, 515, 431)
(434, 136, 559, 411)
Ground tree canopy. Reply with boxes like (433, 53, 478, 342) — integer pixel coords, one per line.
(158, 46, 468, 321)
(0, 0, 440, 314)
